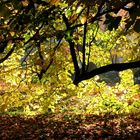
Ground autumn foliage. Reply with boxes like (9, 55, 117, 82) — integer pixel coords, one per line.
(0, 0, 140, 139)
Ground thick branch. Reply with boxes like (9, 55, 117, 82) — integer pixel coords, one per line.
(63, 13, 80, 76)
(73, 60, 140, 85)
(68, 41, 80, 75)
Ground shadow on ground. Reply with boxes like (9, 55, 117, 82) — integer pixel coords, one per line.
(0, 113, 140, 140)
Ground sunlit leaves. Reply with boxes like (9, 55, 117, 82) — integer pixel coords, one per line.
(0, 0, 139, 119)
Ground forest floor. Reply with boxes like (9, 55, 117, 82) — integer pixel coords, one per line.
(0, 113, 140, 140)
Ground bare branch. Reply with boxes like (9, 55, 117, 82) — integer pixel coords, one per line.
(74, 60, 140, 85)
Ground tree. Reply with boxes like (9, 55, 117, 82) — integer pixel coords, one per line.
(0, 0, 140, 85)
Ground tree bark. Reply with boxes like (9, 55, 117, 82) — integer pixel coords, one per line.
(73, 60, 140, 85)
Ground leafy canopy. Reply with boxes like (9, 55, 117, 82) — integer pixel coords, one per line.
(0, 0, 140, 85)
(0, 0, 140, 115)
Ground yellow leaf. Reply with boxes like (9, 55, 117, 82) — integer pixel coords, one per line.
(76, 6, 83, 14)
(81, 16, 87, 24)
(10, 31, 15, 37)
(21, 0, 29, 7)
(50, 0, 60, 6)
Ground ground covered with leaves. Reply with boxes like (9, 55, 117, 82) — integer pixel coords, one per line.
(0, 113, 140, 140)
